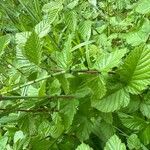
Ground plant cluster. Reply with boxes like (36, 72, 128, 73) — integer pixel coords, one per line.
(0, 0, 150, 149)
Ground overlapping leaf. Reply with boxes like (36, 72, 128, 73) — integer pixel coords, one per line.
(118, 113, 148, 130)
(104, 134, 126, 150)
(76, 143, 93, 150)
(0, 35, 10, 57)
(92, 88, 130, 112)
(24, 31, 42, 65)
(135, 0, 150, 14)
(94, 49, 127, 72)
(35, 20, 51, 38)
(120, 47, 150, 94)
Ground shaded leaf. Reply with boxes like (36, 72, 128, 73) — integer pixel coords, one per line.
(139, 125, 150, 145)
(60, 99, 79, 129)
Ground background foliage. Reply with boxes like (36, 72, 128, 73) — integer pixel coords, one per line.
(0, 0, 150, 149)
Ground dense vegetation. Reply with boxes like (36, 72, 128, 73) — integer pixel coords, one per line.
(0, 0, 150, 149)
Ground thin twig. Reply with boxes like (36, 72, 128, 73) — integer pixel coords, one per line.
(0, 108, 50, 113)
(1, 71, 66, 94)
(1, 69, 115, 95)
(50, 69, 115, 75)
(0, 95, 74, 101)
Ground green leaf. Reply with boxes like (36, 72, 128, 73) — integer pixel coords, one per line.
(92, 88, 130, 112)
(0, 114, 20, 124)
(123, 95, 140, 113)
(88, 0, 97, 7)
(47, 78, 61, 96)
(72, 40, 95, 52)
(100, 112, 113, 124)
(104, 134, 126, 150)
(120, 47, 150, 94)
(118, 113, 148, 131)
(73, 99, 95, 141)
(57, 74, 70, 94)
(139, 125, 150, 145)
(140, 93, 150, 119)
(53, 34, 72, 70)
(42, 1, 63, 13)
(125, 19, 150, 46)
(67, 0, 79, 9)
(75, 116, 94, 141)
(0, 136, 8, 150)
(76, 143, 93, 150)
(79, 20, 92, 41)
(15, 32, 31, 46)
(127, 134, 141, 150)
(38, 120, 51, 138)
(38, 81, 46, 96)
(88, 75, 106, 100)
(75, 87, 91, 98)
(35, 20, 51, 38)
(24, 31, 42, 65)
(92, 120, 115, 143)
(14, 130, 25, 143)
(140, 101, 150, 119)
(19, 115, 37, 136)
(0, 35, 10, 57)
(31, 137, 53, 150)
(94, 49, 127, 72)
(65, 10, 77, 31)
(50, 113, 64, 139)
(27, 85, 38, 96)
(60, 99, 79, 129)
(135, 0, 150, 14)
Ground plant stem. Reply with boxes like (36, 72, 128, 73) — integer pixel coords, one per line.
(0, 108, 50, 113)
(1, 69, 115, 95)
(1, 71, 66, 94)
(50, 69, 115, 75)
(0, 95, 74, 101)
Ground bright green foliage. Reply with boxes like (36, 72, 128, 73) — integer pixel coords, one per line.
(76, 143, 93, 150)
(0, 0, 150, 149)
(94, 49, 127, 72)
(127, 134, 141, 150)
(120, 47, 150, 94)
(104, 134, 126, 150)
(0, 35, 10, 57)
(24, 31, 42, 65)
(135, 0, 150, 14)
(93, 88, 130, 112)
(0, 136, 8, 150)
(35, 20, 51, 38)
(126, 19, 150, 46)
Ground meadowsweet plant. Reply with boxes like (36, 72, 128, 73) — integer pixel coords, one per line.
(0, 0, 150, 149)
